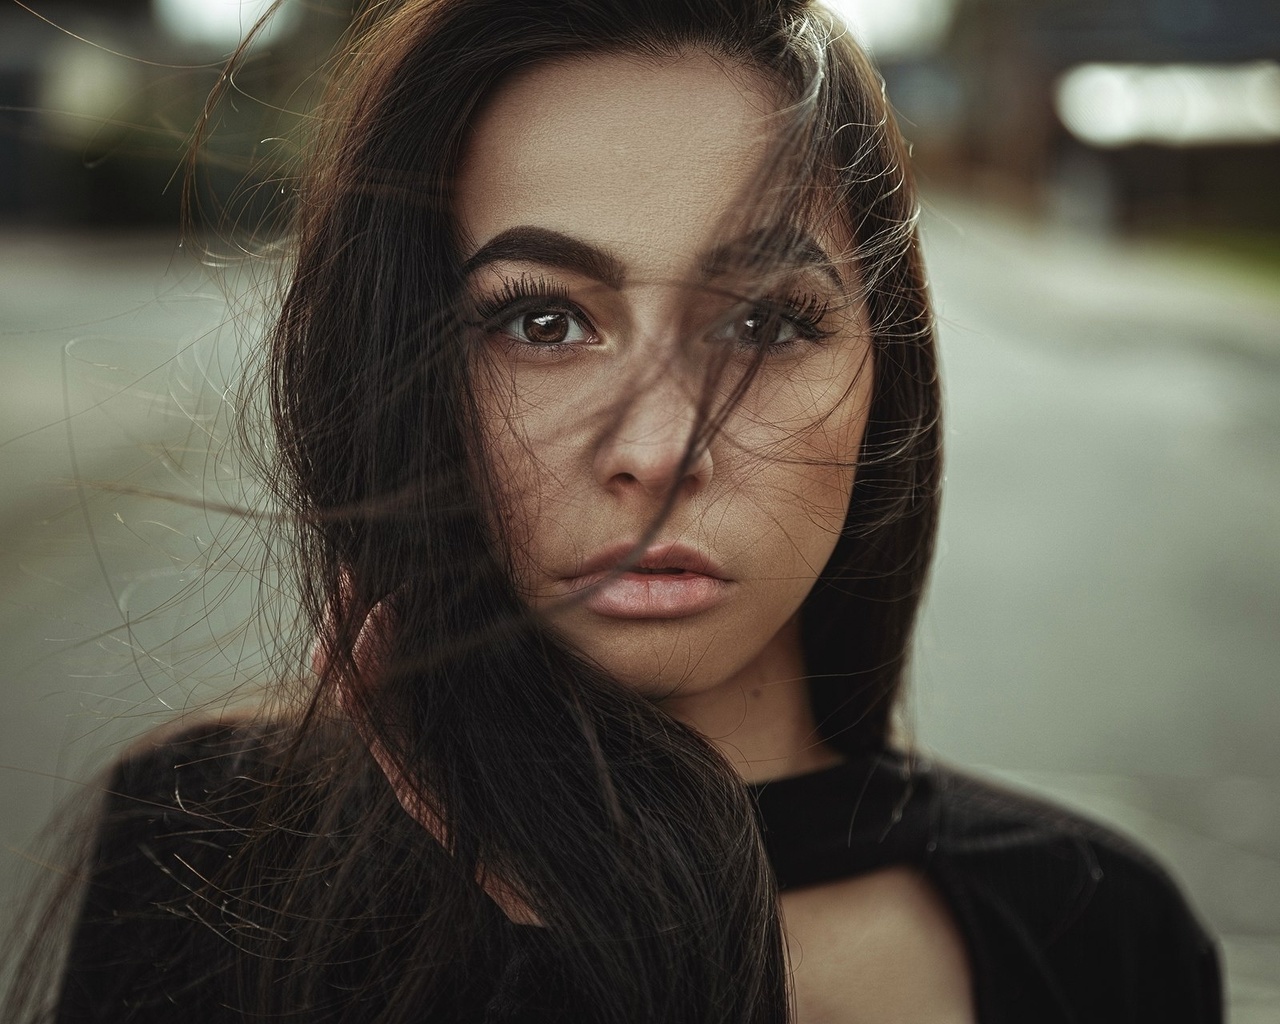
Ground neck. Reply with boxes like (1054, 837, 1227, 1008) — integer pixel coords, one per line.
(659, 617, 846, 783)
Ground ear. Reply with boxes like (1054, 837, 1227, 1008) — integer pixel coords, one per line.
(314, 590, 543, 927)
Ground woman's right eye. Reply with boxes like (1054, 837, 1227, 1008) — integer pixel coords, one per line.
(498, 308, 593, 347)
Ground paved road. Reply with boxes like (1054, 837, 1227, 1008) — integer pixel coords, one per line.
(2, 202, 1278, 1015)
(914, 197, 1280, 1018)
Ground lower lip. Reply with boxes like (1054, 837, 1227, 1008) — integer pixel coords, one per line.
(571, 571, 729, 619)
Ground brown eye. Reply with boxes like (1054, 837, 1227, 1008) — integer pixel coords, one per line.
(709, 294, 832, 351)
(712, 307, 801, 350)
(525, 311, 570, 344)
(499, 308, 592, 346)
(738, 311, 798, 348)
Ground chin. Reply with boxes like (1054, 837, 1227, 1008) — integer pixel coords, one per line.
(557, 620, 741, 700)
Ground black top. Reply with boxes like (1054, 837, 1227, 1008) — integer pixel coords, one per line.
(748, 751, 1222, 1023)
(55, 725, 1221, 1023)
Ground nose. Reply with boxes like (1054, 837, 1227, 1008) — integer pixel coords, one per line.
(593, 367, 713, 498)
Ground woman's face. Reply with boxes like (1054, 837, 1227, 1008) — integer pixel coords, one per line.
(455, 51, 873, 700)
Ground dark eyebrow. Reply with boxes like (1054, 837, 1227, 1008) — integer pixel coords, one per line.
(461, 226, 627, 288)
(460, 223, 843, 292)
(700, 226, 844, 290)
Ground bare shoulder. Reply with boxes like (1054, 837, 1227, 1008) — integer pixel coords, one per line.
(780, 866, 975, 1024)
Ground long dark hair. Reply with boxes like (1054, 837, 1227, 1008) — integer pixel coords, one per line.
(5, 1, 939, 1021)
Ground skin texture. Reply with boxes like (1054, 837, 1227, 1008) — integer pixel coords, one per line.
(456, 51, 872, 781)
(780, 867, 975, 1024)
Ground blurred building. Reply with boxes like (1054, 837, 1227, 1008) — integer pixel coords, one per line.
(0, 0, 353, 228)
(895, 0, 1280, 232)
(5, 0, 1279, 236)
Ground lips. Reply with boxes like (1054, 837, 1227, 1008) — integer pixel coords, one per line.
(566, 543, 730, 619)
(575, 542, 724, 579)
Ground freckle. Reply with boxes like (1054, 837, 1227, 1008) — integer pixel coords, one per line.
(750, 688, 762, 699)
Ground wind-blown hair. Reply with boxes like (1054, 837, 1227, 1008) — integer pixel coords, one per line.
(4, 1, 939, 1022)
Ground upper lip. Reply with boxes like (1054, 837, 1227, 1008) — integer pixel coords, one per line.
(570, 542, 727, 581)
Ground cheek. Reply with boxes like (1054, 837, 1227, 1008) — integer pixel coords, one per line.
(729, 343, 873, 534)
(471, 358, 602, 584)
(472, 361, 538, 568)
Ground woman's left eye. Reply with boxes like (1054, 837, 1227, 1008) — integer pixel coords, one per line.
(711, 298, 830, 350)
(727, 311, 802, 348)
(501, 308, 592, 346)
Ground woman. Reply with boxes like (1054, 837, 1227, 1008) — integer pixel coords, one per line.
(7, 0, 1219, 1022)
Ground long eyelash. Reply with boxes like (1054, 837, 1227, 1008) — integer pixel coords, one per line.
(465, 277, 833, 344)
(779, 291, 834, 339)
(467, 274, 574, 327)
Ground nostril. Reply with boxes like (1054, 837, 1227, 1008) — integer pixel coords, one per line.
(592, 397, 715, 496)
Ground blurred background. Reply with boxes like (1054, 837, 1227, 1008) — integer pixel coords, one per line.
(2, 0, 1278, 1017)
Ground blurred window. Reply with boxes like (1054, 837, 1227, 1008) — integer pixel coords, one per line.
(153, 0, 300, 47)
(822, 0, 959, 60)
(1056, 61, 1280, 147)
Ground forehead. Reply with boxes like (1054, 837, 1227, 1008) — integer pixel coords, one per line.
(455, 51, 802, 276)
